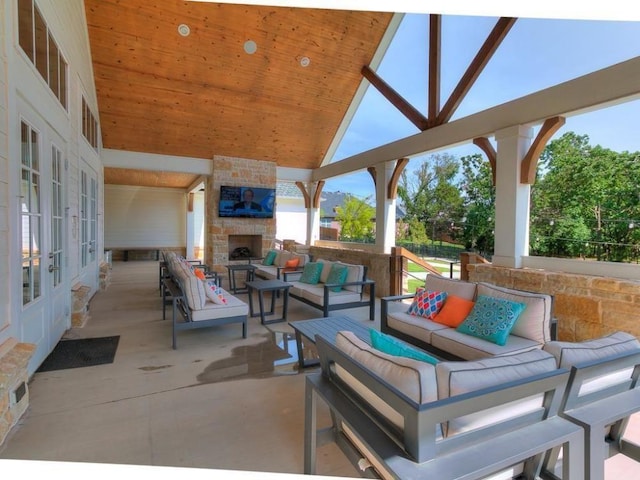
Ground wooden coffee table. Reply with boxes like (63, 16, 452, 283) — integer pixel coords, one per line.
(289, 315, 372, 369)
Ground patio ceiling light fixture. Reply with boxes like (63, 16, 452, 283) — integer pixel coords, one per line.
(177, 24, 190, 37)
(299, 56, 310, 67)
(243, 40, 257, 54)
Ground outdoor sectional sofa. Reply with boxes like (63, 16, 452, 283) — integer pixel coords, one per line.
(283, 257, 376, 320)
(162, 252, 248, 349)
(381, 275, 555, 361)
(249, 249, 311, 280)
(304, 328, 640, 479)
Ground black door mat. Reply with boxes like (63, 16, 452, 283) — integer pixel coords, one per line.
(37, 336, 120, 372)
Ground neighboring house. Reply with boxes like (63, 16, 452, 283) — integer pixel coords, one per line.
(319, 191, 406, 238)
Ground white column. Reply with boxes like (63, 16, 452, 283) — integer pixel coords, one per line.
(493, 125, 533, 268)
(306, 182, 321, 247)
(375, 161, 397, 254)
(185, 193, 195, 259)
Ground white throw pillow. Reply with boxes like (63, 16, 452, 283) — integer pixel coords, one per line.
(203, 280, 228, 305)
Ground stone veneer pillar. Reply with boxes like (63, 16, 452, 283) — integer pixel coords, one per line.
(0, 340, 36, 446)
(205, 156, 277, 270)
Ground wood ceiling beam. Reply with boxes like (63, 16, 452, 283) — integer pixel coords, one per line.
(428, 14, 441, 125)
(295, 182, 312, 209)
(361, 65, 429, 131)
(312, 56, 640, 181)
(472, 137, 497, 186)
(313, 180, 325, 209)
(520, 116, 566, 184)
(367, 166, 377, 187)
(435, 17, 517, 126)
(387, 158, 409, 199)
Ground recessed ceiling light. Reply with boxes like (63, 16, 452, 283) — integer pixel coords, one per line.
(178, 24, 190, 37)
(299, 56, 310, 67)
(243, 40, 257, 55)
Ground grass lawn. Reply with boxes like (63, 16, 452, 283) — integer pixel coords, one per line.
(407, 260, 453, 274)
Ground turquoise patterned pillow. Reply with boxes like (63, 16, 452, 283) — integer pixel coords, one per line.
(325, 263, 348, 292)
(298, 262, 323, 284)
(370, 329, 439, 365)
(456, 295, 526, 346)
(407, 288, 447, 319)
(262, 250, 277, 266)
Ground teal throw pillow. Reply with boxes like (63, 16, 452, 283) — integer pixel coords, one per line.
(298, 262, 323, 284)
(370, 329, 439, 365)
(325, 263, 348, 292)
(262, 250, 277, 266)
(456, 295, 526, 346)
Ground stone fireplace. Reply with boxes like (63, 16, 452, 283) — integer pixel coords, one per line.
(228, 234, 263, 259)
(206, 156, 276, 270)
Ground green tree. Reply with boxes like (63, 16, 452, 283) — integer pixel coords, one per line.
(532, 132, 640, 261)
(335, 195, 375, 241)
(398, 153, 464, 243)
(459, 153, 495, 256)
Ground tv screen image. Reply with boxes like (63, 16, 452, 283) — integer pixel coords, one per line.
(219, 185, 275, 218)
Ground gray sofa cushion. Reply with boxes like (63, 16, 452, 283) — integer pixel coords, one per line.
(424, 274, 477, 300)
(436, 349, 558, 436)
(431, 327, 542, 360)
(335, 330, 438, 429)
(543, 331, 640, 368)
(385, 310, 449, 344)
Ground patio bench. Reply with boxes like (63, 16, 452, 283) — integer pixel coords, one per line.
(305, 334, 585, 480)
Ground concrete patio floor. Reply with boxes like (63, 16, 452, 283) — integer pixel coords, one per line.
(1, 260, 639, 478)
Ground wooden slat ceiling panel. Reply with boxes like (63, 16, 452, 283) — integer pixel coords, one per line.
(85, 1, 393, 172)
(104, 168, 200, 189)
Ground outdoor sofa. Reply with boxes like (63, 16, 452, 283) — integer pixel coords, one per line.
(304, 328, 640, 480)
(162, 251, 248, 349)
(283, 257, 376, 320)
(381, 275, 554, 361)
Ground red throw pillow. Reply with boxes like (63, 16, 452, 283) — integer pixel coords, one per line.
(194, 269, 206, 280)
(432, 295, 476, 327)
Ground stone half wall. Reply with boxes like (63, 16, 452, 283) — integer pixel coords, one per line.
(206, 156, 277, 270)
(0, 340, 36, 446)
(467, 264, 640, 342)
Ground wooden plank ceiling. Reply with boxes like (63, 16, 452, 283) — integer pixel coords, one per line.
(84, 1, 393, 187)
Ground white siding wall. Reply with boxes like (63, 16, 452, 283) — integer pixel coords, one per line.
(104, 185, 187, 248)
(0, 2, 11, 335)
(275, 197, 307, 244)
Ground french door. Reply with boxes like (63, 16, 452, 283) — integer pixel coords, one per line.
(19, 117, 69, 371)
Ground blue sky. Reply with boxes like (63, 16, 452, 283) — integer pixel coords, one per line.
(324, 12, 640, 199)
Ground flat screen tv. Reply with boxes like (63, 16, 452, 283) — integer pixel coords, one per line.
(219, 185, 276, 218)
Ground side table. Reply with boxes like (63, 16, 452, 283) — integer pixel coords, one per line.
(245, 279, 292, 325)
(226, 263, 256, 294)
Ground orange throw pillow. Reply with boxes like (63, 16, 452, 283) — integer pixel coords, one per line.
(432, 295, 475, 327)
(283, 258, 300, 271)
(194, 268, 206, 280)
